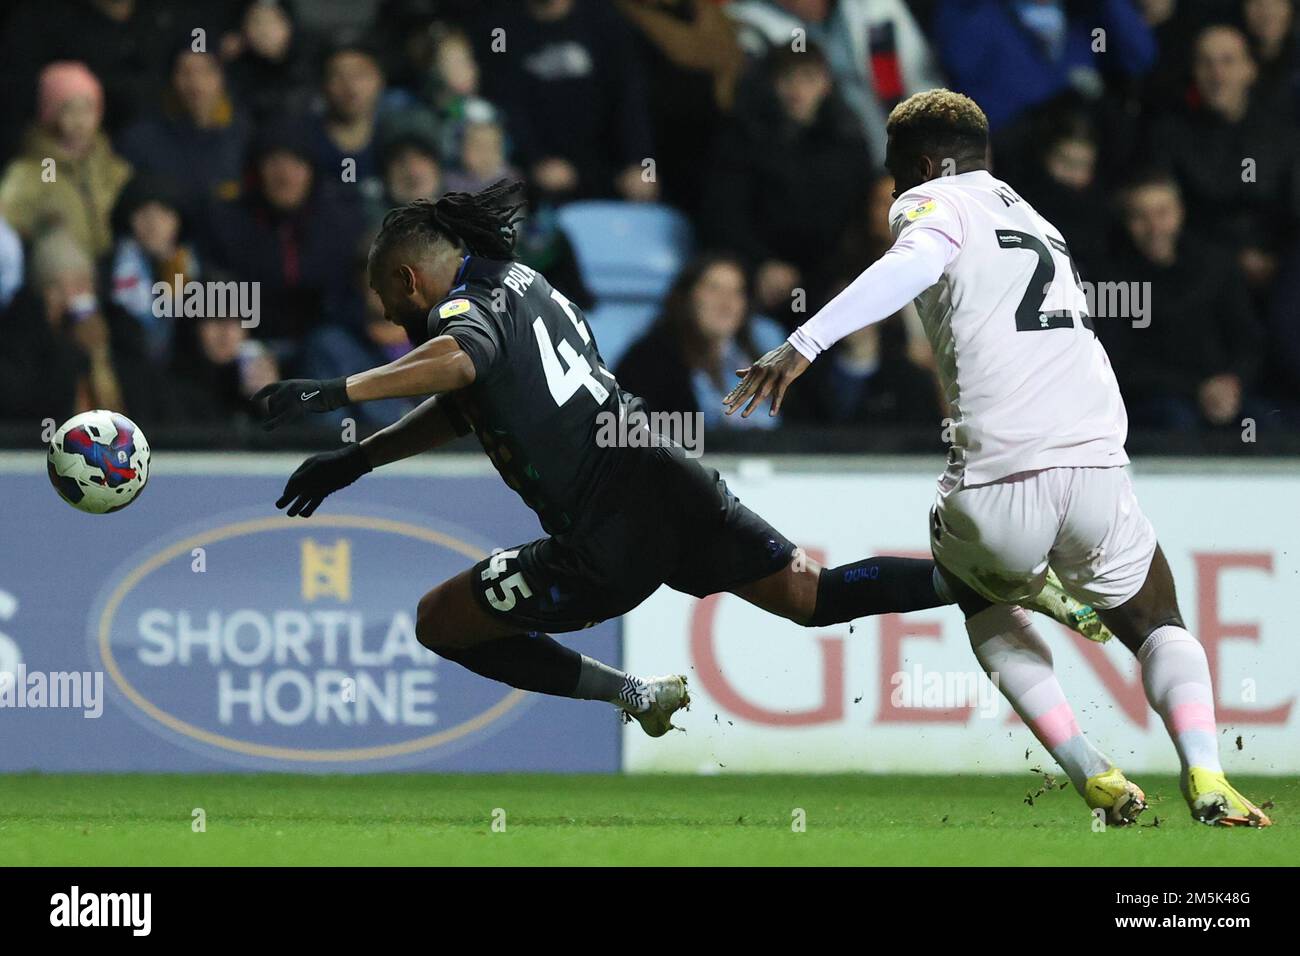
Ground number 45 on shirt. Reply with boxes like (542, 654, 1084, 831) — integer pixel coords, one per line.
(532, 288, 610, 407)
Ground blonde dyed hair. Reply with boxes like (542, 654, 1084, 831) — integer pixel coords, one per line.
(886, 89, 989, 161)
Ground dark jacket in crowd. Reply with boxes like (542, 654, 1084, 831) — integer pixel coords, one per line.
(225, 28, 318, 126)
(772, 310, 940, 427)
(629, 0, 730, 218)
(472, 0, 654, 197)
(1261, 241, 1300, 406)
(0, 282, 177, 425)
(1253, 34, 1300, 125)
(166, 319, 259, 425)
(703, 81, 871, 284)
(1017, 167, 1111, 280)
(615, 322, 700, 417)
(117, 106, 253, 214)
(1147, 102, 1300, 258)
(1097, 235, 1265, 407)
(0, 286, 88, 422)
(204, 183, 366, 343)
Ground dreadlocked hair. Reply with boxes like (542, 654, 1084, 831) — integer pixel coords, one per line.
(372, 179, 526, 264)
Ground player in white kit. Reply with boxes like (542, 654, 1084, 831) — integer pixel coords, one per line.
(724, 89, 1270, 828)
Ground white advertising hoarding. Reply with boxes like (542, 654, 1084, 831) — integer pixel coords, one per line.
(624, 459, 1300, 775)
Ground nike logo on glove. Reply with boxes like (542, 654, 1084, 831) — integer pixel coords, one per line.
(300, 390, 320, 401)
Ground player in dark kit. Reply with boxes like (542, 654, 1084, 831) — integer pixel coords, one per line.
(254, 181, 1102, 735)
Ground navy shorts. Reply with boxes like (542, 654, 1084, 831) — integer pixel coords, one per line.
(469, 445, 796, 633)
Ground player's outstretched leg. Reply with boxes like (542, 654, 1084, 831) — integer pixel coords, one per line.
(731, 549, 1111, 643)
(1098, 546, 1272, 827)
(732, 551, 950, 625)
(415, 568, 689, 736)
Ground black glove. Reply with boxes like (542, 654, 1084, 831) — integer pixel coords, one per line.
(253, 377, 350, 430)
(275, 444, 373, 517)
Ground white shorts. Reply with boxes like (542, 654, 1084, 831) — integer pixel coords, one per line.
(930, 464, 1157, 610)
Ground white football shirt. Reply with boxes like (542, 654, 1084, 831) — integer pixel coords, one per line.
(790, 169, 1129, 485)
(890, 170, 1127, 483)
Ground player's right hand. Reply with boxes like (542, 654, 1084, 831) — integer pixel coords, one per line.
(722, 342, 810, 418)
(253, 377, 350, 430)
(275, 444, 373, 517)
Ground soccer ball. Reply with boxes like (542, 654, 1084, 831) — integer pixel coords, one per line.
(47, 410, 151, 514)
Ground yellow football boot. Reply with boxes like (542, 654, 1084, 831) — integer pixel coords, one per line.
(1185, 767, 1272, 827)
(1025, 569, 1114, 643)
(1085, 767, 1148, 826)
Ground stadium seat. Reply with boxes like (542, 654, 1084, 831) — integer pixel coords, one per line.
(750, 314, 788, 355)
(557, 201, 694, 301)
(557, 202, 695, 370)
(585, 301, 659, 370)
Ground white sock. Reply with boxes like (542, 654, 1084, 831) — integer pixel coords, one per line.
(574, 655, 650, 712)
(1137, 626, 1222, 773)
(967, 605, 1112, 794)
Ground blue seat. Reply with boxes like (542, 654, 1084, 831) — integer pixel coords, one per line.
(749, 314, 787, 354)
(557, 201, 694, 301)
(585, 301, 658, 370)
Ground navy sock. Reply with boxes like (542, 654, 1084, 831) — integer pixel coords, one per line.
(437, 632, 583, 696)
(809, 556, 948, 626)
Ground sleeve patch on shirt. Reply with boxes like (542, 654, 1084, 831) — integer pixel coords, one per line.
(439, 298, 472, 319)
(904, 199, 938, 222)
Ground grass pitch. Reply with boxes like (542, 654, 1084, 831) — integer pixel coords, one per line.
(0, 773, 1293, 866)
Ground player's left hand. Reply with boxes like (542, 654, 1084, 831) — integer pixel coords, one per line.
(275, 444, 373, 517)
(723, 342, 809, 418)
(253, 377, 350, 430)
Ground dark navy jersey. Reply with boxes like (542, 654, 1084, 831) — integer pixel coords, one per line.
(427, 256, 639, 535)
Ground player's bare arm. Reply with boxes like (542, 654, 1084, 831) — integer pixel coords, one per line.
(361, 393, 465, 466)
(346, 334, 476, 403)
(253, 335, 475, 431)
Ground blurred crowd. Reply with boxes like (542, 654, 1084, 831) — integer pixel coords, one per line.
(1, 0, 1299, 441)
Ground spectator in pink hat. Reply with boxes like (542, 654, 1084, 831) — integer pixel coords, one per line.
(0, 61, 132, 257)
